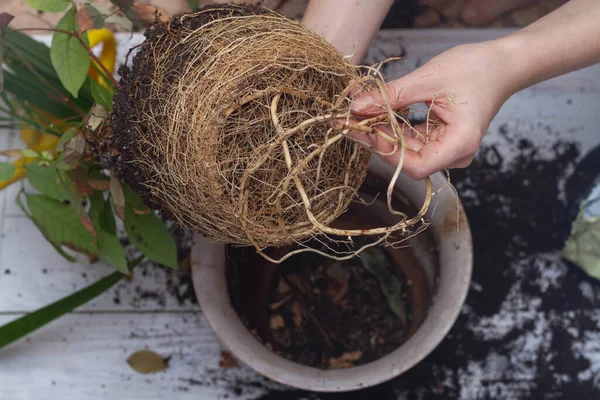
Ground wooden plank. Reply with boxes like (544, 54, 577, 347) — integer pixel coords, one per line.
(0, 313, 286, 400)
(1, 29, 599, 399)
(0, 216, 198, 312)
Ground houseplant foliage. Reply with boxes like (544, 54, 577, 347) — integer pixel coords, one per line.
(0, 0, 175, 348)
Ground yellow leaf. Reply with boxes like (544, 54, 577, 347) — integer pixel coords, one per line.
(126, 350, 168, 374)
(0, 156, 34, 190)
(87, 28, 116, 88)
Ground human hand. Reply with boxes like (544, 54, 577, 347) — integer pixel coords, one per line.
(350, 41, 520, 180)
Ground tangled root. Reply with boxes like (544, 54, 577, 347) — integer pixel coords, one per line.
(111, 4, 432, 262)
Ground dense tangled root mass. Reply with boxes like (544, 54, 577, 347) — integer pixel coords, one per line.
(111, 4, 431, 258)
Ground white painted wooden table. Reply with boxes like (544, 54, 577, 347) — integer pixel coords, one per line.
(1, 29, 599, 399)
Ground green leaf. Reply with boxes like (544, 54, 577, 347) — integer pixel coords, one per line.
(21, 149, 39, 158)
(0, 271, 123, 349)
(562, 211, 600, 280)
(100, 197, 117, 233)
(15, 190, 76, 262)
(90, 192, 128, 273)
(0, 161, 15, 180)
(89, 78, 114, 112)
(107, 14, 133, 32)
(0, 36, 4, 93)
(26, 163, 69, 201)
(124, 188, 177, 268)
(51, 8, 91, 98)
(91, 4, 133, 32)
(359, 248, 407, 325)
(24, 0, 71, 13)
(55, 128, 76, 152)
(110, 0, 134, 9)
(186, 0, 198, 10)
(26, 193, 97, 254)
(1, 71, 78, 120)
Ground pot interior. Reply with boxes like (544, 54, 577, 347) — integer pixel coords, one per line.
(226, 172, 439, 369)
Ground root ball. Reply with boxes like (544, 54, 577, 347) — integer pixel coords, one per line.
(111, 4, 373, 248)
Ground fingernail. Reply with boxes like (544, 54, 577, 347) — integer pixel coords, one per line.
(351, 94, 374, 112)
(461, 7, 478, 22)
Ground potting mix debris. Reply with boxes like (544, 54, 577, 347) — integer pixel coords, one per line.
(264, 245, 413, 369)
(103, 119, 599, 399)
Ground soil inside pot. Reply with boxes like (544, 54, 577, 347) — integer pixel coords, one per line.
(227, 173, 439, 370)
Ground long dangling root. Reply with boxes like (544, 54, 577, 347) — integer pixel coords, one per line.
(110, 4, 436, 263)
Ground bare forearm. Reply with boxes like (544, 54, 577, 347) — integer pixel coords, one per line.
(497, 0, 600, 93)
(302, 0, 394, 64)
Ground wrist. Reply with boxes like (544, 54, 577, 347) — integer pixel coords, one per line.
(487, 34, 535, 96)
(302, 0, 394, 64)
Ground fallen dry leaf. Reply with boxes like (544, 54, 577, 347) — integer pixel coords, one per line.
(219, 350, 239, 368)
(126, 350, 167, 374)
(269, 314, 285, 330)
(277, 278, 290, 294)
(269, 294, 292, 310)
(291, 301, 304, 328)
(287, 274, 308, 294)
(328, 350, 363, 369)
(326, 262, 349, 304)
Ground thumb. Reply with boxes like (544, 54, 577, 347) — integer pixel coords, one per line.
(351, 71, 435, 116)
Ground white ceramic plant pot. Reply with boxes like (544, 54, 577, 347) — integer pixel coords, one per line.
(191, 158, 473, 392)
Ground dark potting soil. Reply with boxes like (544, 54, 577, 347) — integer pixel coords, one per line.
(264, 242, 413, 369)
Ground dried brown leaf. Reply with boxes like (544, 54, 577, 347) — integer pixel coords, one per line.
(277, 278, 290, 294)
(269, 314, 285, 330)
(269, 294, 291, 310)
(77, 5, 95, 33)
(63, 136, 87, 168)
(0, 13, 14, 34)
(88, 179, 110, 191)
(79, 212, 96, 238)
(291, 301, 303, 328)
(66, 169, 93, 196)
(127, 350, 167, 374)
(328, 351, 363, 369)
(110, 171, 125, 219)
(326, 262, 349, 304)
(287, 274, 308, 294)
(219, 350, 239, 368)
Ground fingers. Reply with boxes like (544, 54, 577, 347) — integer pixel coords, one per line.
(344, 118, 479, 180)
(402, 125, 480, 180)
(351, 71, 436, 116)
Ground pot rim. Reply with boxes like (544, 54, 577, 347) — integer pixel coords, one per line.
(191, 166, 473, 392)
